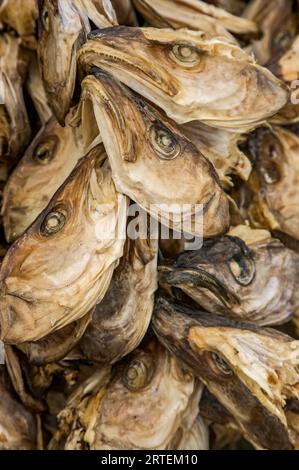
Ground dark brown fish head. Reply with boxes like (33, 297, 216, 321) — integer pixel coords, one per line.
(159, 225, 298, 325)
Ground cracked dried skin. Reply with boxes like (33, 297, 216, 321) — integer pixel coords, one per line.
(159, 225, 299, 326)
(0, 0, 38, 48)
(2, 117, 85, 243)
(181, 121, 251, 187)
(80, 229, 158, 364)
(0, 144, 128, 344)
(78, 27, 288, 131)
(132, 0, 257, 38)
(245, 127, 299, 242)
(75, 70, 229, 237)
(64, 339, 202, 450)
(0, 366, 37, 449)
(153, 297, 299, 450)
(0, 34, 31, 161)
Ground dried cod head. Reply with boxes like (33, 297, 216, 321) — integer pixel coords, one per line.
(57, 339, 202, 450)
(243, 0, 296, 67)
(181, 121, 251, 187)
(80, 223, 158, 364)
(77, 26, 288, 131)
(0, 144, 128, 344)
(153, 297, 299, 450)
(26, 53, 52, 125)
(74, 69, 229, 237)
(0, 0, 38, 48)
(2, 116, 85, 243)
(159, 225, 299, 326)
(37, 0, 117, 125)
(111, 0, 138, 25)
(0, 34, 31, 161)
(0, 366, 37, 450)
(244, 126, 299, 243)
(18, 311, 93, 365)
(132, 0, 257, 39)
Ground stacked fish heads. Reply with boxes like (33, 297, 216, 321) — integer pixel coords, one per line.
(74, 68, 229, 237)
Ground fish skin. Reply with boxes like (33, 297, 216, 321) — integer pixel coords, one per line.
(153, 296, 299, 450)
(74, 69, 229, 238)
(0, 144, 128, 344)
(77, 26, 289, 132)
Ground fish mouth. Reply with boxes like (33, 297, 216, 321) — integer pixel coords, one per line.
(158, 265, 239, 308)
(78, 29, 179, 97)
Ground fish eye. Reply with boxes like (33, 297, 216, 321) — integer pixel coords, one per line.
(42, 6, 50, 31)
(150, 124, 181, 160)
(123, 356, 154, 391)
(33, 138, 57, 165)
(40, 208, 67, 236)
(170, 44, 200, 67)
(211, 352, 232, 376)
(228, 252, 255, 286)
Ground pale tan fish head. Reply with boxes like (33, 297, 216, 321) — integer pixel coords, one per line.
(0, 144, 128, 344)
(62, 339, 202, 450)
(78, 26, 288, 131)
(74, 69, 229, 237)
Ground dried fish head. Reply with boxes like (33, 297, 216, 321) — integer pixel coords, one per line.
(78, 27, 288, 131)
(38, 0, 85, 125)
(0, 34, 31, 161)
(64, 339, 202, 450)
(0, 366, 37, 449)
(153, 297, 299, 449)
(133, 0, 257, 38)
(245, 127, 299, 243)
(80, 220, 158, 364)
(0, 144, 128, 344)
(0, 0, 38, 48)
(18, 311, 93, 365)
(159, 225, 299, 325)
(74, 70, 229, 237)
(2, 117, 85, 243)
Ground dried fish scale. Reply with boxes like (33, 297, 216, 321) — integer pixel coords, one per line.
(0, 0, 298, 452)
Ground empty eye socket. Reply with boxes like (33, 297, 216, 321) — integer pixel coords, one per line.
(40, 208, 67, 236)
(150, 124, 181, 160)
(123, 356, 154, 392)
(228, 252, 255, 286)
(170, 44, 200, 67)
(33, 137, 57, 164)
(210, 352, 232, 376)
